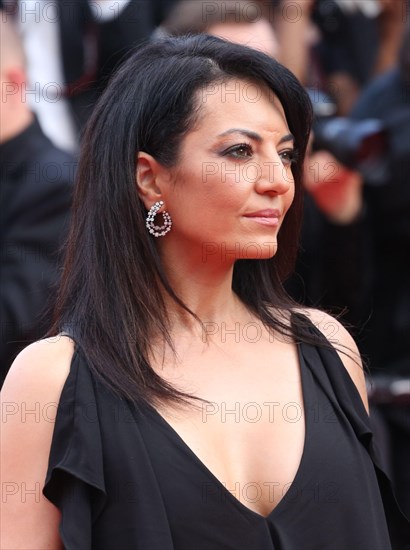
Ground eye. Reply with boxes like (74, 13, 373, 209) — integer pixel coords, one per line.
(279, 148, 299, 167)
(223, 143, 253, 159)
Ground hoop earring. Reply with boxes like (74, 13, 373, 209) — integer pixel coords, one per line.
(146, 200, 172, 237)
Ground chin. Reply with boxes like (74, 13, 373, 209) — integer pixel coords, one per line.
(239, 241, 278, 260)
(200, 240, 277, 263)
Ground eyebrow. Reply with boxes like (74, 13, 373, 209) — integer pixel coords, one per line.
(217, 128, 295, 145)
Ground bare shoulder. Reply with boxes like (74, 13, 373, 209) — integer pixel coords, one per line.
(1, 334, 75, 403)
(298, 308, 355, 348)
(295, 308, 369, 414)
(0, 335, 75, 549)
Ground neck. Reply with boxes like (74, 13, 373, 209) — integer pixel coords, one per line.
(158, 240, 249, 333)
(0, 106, 33, 144)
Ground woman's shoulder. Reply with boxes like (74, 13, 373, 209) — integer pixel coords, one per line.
(1, 334, 76, 406)
(0, 336, 77, 549)
(274, 305, 356, 346)
(292, 307, 369, 413)
(294, 307, 354, 344)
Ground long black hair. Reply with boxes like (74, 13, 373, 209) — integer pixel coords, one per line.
(48, 34, 317, 407)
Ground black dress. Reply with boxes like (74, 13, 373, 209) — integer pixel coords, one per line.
(43, 318, 410, 549)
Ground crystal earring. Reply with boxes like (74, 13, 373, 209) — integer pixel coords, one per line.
(146, 200, 172, 237)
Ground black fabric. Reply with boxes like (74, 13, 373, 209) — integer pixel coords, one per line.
(0, 118, 74, 386)
(285, 193, 370, 327)
(58, 0, 155, 86)
(349, 68, 410, 375)
(43, 316, 409, 549)
(56, 0, 172, 133)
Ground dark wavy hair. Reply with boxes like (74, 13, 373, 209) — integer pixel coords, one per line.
(48, 34, 317, 407)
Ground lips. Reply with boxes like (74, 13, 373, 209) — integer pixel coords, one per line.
(243, 209, 281, 218)
(243, 209, 281, 227)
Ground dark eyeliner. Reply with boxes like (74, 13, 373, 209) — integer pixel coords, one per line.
(280, 148, 299, 165)
(221, 142, 253, 157)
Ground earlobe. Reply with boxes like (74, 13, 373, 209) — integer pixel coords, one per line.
(136, 152, 163, 209)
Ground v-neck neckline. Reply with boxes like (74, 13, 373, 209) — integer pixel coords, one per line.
(144, 340, 311, 521)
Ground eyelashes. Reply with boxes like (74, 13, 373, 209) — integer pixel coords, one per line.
(221, 142, 299, 166)
(280, 148, 299, 166)
(221, 142, 253, 159)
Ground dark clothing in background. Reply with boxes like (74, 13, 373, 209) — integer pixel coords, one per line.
(57, 0, 153, 132)
(312, 0, 380, 87)
(349, 68, 410, 375)
(44, 315, 409, 549)
(53, 0, 177, 133)
(0, 119, 74, 386)
(286, 194, 368, 331)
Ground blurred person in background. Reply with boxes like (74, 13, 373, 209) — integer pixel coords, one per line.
(310, 0, 407, 115)
(156, 0, 281, 57)
(0, 14, 74, 387)
(266, 0, 407, 115)
(0, 0, 177, 152)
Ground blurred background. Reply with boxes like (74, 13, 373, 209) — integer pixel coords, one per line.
(1, 0, 409, 523)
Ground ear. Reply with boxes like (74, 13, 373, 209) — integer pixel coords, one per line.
(136, 151, 167, 210)
(2, 67, 25, 105)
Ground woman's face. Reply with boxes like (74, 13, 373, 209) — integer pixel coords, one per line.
(158, 79, 296, 263)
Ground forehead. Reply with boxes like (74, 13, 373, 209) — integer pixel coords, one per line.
(207, 20, 280, 58)
(191, 79, 289, 139)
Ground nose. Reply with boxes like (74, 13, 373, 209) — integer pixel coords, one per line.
(254, 155, 293, 196)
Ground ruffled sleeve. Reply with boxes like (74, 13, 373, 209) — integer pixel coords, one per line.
(43, 347, 107, 550)
(300, 319, 410, 549)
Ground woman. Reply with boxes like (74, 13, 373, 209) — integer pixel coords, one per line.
(1, 35, 408, 549)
